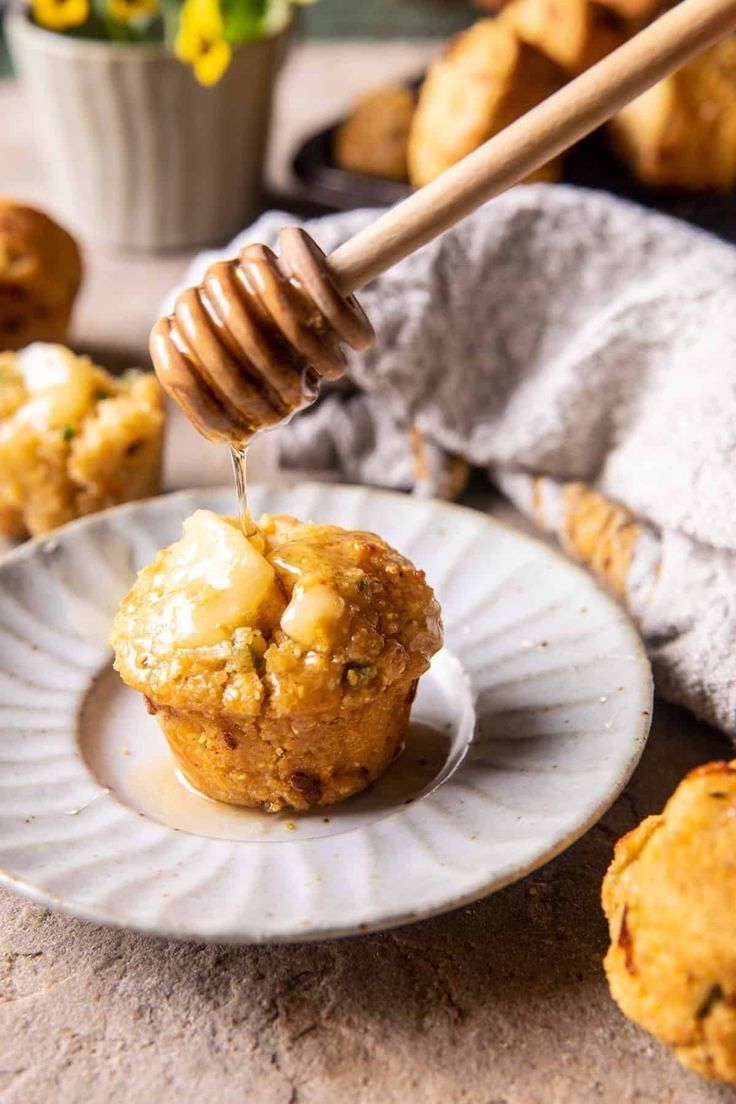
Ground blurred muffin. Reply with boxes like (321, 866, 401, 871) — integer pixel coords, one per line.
(334, 86, 415, 182)
(408, 426, 470, 500)
(408, 20, 565, 187)
(602, 761, 736, 1084)
(472, 0, 514, 10)
(111, 511, 443, 812)
(476, 0, 663, 34)
(0, 344, 164, 537)
(594, 0, 664, 20)
(0, 201, 82, 351)
(610, 39, 736, 191)
(500, 0, 628, 76)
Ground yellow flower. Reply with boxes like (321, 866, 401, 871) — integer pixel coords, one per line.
(108, 0, 158, 23)
(32, 0, 89, 31)
(175, 0, 231, 86)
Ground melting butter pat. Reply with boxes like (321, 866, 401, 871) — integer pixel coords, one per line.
(16, 344, 95, 431)
(280, 583, 346, 651)
(158, 510, 276, 648)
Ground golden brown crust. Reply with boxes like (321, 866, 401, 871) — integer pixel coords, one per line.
(155, 679, 417, 811)
(0, 201, 82, 351)
(602, 761, 736, 1084)
(334, 86, 415, 183)
(610, 39, 736, 191)
(500, 0, 628, 76)
(560, 483, 639, 597)
(407, 20, 565, 187)
(688, 760, 736, 780)
(111, 514, 443, 811)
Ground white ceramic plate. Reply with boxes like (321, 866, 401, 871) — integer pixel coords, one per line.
(0, 483, 652, 943)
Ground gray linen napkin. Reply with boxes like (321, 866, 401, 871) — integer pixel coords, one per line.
(175, 184, 736, 738)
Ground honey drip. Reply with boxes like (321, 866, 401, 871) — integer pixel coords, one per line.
(230, 445, 256, 538)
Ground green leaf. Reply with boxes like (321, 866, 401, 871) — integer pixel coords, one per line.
(344, 663, 377, 689)
(90, 0, 110, 24)
(64, 11, 110, 40)
(221, 0, 267, 44)
(697, 984, 724, 1018)
(160, 0, 184, 47)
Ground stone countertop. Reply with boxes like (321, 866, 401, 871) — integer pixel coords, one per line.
(1, 41, 735, 1104)
(2, 710, 733, 1104)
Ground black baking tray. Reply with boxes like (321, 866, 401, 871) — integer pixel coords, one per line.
(292, 110, 736, 245)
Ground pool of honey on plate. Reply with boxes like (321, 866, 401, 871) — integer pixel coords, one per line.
(125, 720, 451, 841)
(79, 660, 455, 842)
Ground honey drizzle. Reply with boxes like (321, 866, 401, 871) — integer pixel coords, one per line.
(230, 445, 256, 538)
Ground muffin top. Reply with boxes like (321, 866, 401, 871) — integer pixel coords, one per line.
(0, 343, 164, 538)
(602, 760, 736, 1082)
(0, 343, 159, 437)
(111, 511, 443, 720)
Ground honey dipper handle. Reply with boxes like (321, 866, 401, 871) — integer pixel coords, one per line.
(327, 0, 736, 294)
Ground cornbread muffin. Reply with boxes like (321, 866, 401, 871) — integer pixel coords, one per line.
(602, 761, 736, 1084)
(111, 511, 443, 812)
(0, 344, 164, 537)
(408, 20, 566, 187)
(334, 86, 415, 183)
(0, 201, 82, 351)
(610, 39, 736, 191)
(500, 0, 628, 76)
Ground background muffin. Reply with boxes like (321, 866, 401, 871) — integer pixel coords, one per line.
(0, 343, 164, 537)
(610, 38, 736, 191)
(500, 0, 628, 76)
(337, 4, 736, 195)
(334, 86, 415, 182)
(602, 761, 736, 1084)
(407, 20, 565, 187)
(0, 201, 82, 351)
(111, 510, 443, 812)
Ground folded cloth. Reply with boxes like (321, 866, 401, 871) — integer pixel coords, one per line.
(175, 184, 736, 738)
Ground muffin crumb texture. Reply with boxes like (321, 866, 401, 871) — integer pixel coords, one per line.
(602, 760, 736, 1084)
(0, 343, 164, 537)
(111, 511, 443, 812)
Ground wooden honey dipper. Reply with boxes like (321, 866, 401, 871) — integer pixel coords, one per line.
(151, 0, 736, 443)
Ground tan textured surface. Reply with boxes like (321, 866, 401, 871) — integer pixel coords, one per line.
(1, 708, 735, 1104)
(2, 42, 736, 1104)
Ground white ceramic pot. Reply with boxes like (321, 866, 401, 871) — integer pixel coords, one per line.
(7, 8, 290, 251)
